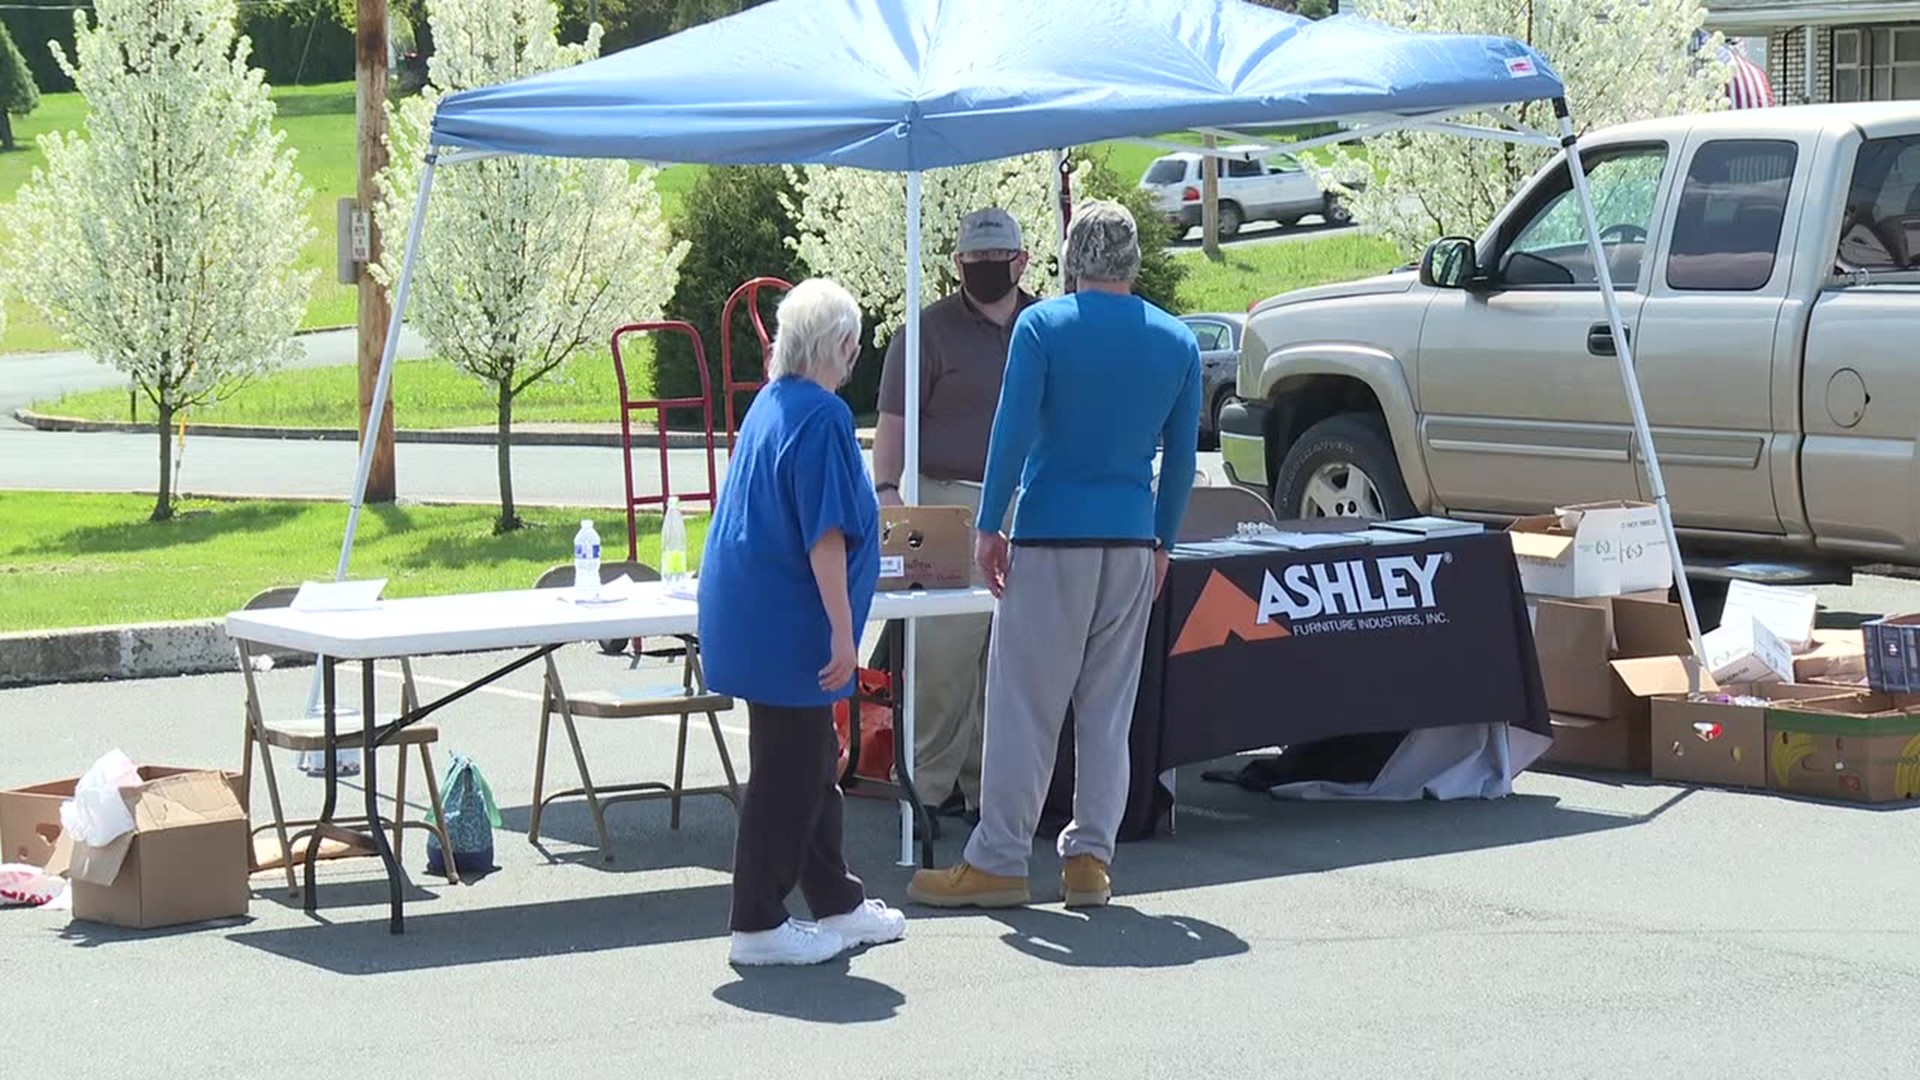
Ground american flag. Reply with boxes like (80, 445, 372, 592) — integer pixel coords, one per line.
(1695, 33, 1777, 109)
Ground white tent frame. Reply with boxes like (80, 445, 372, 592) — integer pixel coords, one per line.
(331, 94, 1705, 867)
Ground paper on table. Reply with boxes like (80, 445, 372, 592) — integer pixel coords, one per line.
(291, 579, 387, 612)
(558, 573, 641, 605)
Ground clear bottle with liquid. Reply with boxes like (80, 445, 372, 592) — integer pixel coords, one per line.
(572, 519, 602, 600)
(661, 497, 688, 584)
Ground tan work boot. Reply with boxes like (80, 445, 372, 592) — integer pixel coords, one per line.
(1061, 854, 1111, 908)
(906, 863, 1030, 908)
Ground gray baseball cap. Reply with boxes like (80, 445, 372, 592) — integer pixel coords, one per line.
(956, 208, 1023, 254)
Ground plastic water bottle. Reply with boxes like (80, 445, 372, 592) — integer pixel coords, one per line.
(572, 519, 602, 600)
(661, 497, 688, 583)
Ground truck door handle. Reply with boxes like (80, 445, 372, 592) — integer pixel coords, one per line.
(1587, 323, 1628, 356)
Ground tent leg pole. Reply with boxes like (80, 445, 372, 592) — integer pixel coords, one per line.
(1556, 103, 1706, 685)
(899, 170, 924, 866)
(302, 154, 438, 718)
(337, 153, 438, 582)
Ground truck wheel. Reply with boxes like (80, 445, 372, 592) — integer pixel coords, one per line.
(1218, 202, 1244, 238)
(1324, 197, 1353, 226)
(1274, 413, 1415, 522)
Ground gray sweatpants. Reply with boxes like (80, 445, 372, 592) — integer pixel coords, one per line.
(963, 545, 1157, 879)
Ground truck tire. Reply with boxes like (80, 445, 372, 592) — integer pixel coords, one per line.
(1273, 413, 1416, 522)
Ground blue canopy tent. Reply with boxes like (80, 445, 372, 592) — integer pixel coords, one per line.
(337, 0, 1705, 858)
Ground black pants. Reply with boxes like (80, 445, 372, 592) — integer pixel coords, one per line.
(729, 701, 867, 933)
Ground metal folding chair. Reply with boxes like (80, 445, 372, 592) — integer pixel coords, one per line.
(528, 561, 742, 861)
(1178, 485, 1280, 542)
(233, 586, 457, 896)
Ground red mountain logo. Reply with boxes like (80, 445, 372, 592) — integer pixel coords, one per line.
(1170, 571, 1291, 657)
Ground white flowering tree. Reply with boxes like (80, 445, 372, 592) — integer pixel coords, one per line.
(1324, 0, 1728, 254)
(379, 0, 687, 533)
(0, 0, 311, 522)
(785, 154, 1057, 345)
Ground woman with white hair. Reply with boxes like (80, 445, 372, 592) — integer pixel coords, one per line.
(698, 278, 907, 967)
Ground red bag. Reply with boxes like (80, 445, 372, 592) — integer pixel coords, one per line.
(833, 668, 895, 782)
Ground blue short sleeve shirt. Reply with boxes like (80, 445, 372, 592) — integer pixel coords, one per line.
(697, 378, 880, 706)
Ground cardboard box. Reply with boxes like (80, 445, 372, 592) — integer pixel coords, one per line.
(1509, 514, 1622, 599)
(1720, 581, 1818, 652)
(1542, 713, 1642, 772)
(0, 765, 244, 869)
(1794, 628, 1866, 682)
(1652, 683, 1849, 789)
(1555, 500, 1674, 594)
(1862, 614, 1920, 693)
(1703, 615, 1793, 685)
(66, 770, 250, 929)
(1533, 596, 1713, 771)
(878, 505, 974, 591)
(1767, 693, 1920, 804)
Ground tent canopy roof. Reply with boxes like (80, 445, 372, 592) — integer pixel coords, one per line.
(430, 0, 1565, 172)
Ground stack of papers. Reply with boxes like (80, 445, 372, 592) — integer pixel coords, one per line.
(1379, 516, 1485, 538)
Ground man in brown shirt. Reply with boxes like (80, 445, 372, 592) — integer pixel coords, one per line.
(874, 207, 1033, 820)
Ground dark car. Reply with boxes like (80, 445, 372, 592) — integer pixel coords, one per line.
(1178, 312, 1244, 449)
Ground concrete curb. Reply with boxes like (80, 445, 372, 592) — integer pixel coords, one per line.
(13, 408, 879, 450)
(0, 619, 239, 688)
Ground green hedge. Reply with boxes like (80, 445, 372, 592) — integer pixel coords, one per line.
(0, 2, 355, 93)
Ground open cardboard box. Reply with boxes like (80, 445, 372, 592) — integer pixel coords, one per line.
(59, 769, 251, 930)
(1554, 500, 1673, 594)
(1535, 595, 1712, 772)
(1794, 628, 1866, 682)
(1766, 692, 1920, 804)
(0, 764, 245, 869)
(1509, 514, 1621, 599)
(1652, 683, 1851, 790)
(879, 505, 974, 591)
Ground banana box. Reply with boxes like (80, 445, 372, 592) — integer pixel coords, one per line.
(1766, 693, 1920, 804)
(1651, 684, 1849, 790)
(878, 506, 974, 592)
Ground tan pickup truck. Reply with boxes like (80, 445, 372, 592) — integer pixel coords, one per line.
(1220, 102, 1920, 608)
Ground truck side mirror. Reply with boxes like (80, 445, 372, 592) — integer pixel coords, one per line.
(1420, 236, 1480, 290)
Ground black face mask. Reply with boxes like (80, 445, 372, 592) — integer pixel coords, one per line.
(960, 258, 1018, 305)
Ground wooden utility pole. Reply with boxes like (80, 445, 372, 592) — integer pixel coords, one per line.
(356, 0, 396, 503)
(1201, 133, 1221, 259)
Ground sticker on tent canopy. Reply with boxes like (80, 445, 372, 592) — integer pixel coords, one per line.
(1505, 57, 1537, 78)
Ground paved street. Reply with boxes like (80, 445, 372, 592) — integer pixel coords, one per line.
(0, 327, 432, 431)
(0, 424, 1231, 506)
(2, 619, 1918, 1079)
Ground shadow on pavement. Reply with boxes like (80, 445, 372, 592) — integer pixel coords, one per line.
(988, 906, 1249, 969)
(227, 882, 733, 974)
(712, 961, 906, 1023)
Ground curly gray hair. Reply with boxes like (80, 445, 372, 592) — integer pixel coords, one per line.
(1062, 200, 1141, 285)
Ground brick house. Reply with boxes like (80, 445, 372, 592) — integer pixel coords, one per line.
(1709, 1, 1920, 104)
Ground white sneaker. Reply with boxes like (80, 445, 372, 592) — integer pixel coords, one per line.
(728, 919, 845, 967)
(817, 899, 907, 950)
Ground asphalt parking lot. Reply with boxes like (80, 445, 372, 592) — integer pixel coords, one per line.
(2, 578, 1918, 1079)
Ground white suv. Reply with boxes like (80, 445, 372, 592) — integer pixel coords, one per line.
(1139, 146, 1353, 238)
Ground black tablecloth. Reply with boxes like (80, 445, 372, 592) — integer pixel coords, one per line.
(1089, 531, 1551, 839)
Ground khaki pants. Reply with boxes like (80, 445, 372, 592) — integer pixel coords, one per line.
(908, 477, 991, 809)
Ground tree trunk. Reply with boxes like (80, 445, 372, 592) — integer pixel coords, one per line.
(0, 111, 14, 152)
(494, 383, 519, 532)
(152, 398, 175, 522)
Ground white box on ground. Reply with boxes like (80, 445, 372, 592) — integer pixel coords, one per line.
(1555, 501, 1672, 594)
(1703, 615, 1794, 685)
(1720, 580, 1817, 652)
(1508, 514, 1622, 598)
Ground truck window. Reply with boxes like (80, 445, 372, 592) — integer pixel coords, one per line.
(1666, 140, 1797, 292)
(1499, 147, 1666, 289)
(1837, 135, 1920, 271)
(1226, 158, 1263, 179)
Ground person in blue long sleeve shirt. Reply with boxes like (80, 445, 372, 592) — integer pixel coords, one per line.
(909, 200, 1202, 910)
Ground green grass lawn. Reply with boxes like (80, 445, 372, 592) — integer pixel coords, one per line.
(36, 343, 651, 429)
(0, 492, 704, 632)
(1175, 232, 1407, 314)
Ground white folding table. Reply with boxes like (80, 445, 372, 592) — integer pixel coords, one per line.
(225, 581, 994, 932)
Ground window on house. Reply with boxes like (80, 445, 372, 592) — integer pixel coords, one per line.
(1833, 25, 1920, 101)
